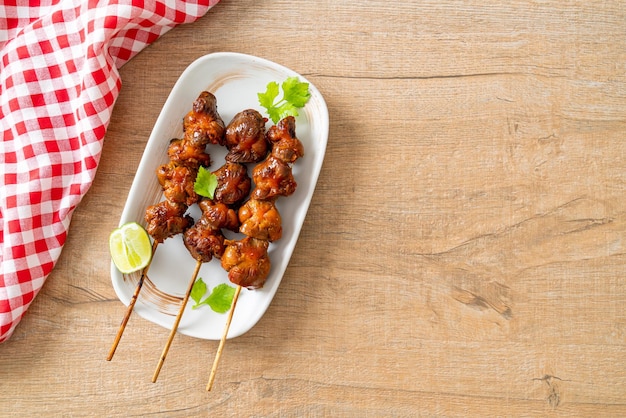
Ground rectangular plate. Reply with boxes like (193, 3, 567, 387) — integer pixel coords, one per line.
(110, 52, 328, 340)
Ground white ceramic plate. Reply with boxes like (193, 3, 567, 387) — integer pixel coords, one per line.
(110, 52, 328, 340)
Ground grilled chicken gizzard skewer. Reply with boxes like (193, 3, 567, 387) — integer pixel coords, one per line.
(208, 116, 304, 391)
(152, 160, 251, 382)
(220, 116, 303, 290)
(108, 91, 224, 361)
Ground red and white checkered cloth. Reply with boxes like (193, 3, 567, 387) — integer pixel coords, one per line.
(0, 0, 220, 343)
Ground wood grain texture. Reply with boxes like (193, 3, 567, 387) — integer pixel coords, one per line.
(1, 1, 625, 416)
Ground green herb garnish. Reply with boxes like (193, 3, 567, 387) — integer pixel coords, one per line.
(193, 166, 218, 199)
(191, 278, 236, 313)
(190, 277, 208, 307)
(258, 76, 311, 124)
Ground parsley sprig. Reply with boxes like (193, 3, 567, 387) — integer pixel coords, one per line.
(258, 76, 311, 124)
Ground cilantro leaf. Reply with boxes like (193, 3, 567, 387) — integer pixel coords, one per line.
(258, 77, 312, 124)
(266, 106, 284, 127)
(194, 166, 217, 199)
(282, 77, 311, 107)
(191, 280, 236, 313)
(191, 277, 207, 309)
(258, 81, 280, 110)
(203, 283, 236, 314)
(275, 101, 298, 122)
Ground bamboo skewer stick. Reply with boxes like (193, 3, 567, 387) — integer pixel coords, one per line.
(107, 240, 159, 361)
(206, 284, 242, 391)
(152, 259, 202, 383)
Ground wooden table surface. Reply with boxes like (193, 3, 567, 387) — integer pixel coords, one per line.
(2, 1, 625, 416)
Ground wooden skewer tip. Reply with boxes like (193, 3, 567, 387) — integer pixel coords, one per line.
(107, 240, 159, 361)
(152, 259, 202, 383)
(207, 284, 242, 391)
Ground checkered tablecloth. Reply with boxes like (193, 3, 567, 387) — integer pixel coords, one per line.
(0, 0, 220, 343)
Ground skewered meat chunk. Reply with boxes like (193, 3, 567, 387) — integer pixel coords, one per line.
(183, 91, 226, 147)
(238, 198, 282, 242)
(183, 218, 226, 263)
(184, 198, 241, 263)
(221, 237, 271, 289)
(145, 200, 194, 243)
(267, 116, 304, 163)
(251, 155, 297, 200)
(224, 109, 268, 163)
(156, 161, 198, 206)
(212, 162, 251, 206)
(167, 138, 211, 169)
(198, 198, 239, 232)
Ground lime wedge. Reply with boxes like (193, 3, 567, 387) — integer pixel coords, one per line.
(109, 222, 153, 274)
